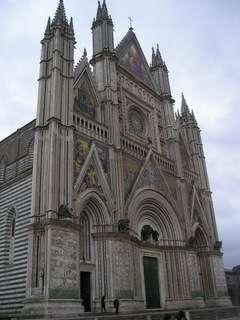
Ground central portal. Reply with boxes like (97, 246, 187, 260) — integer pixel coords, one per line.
(80, 272, 91, 312)
(143, 256, 161, 309)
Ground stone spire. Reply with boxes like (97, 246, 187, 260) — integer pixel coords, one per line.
(96, 1, 102, 21)
(181, 92, 190, 115)
(102, 0, 109, 19)
(150, 44, 171, 96)
(180, 93, 197, 124)
(93, 0, 112, 28)
(52, 0, 68, 26)
(44, 17, 51, 35)
(92, 0, 114, 55)
(155, 44, 164, 66)
(69, 17, 74, 34)
(151, 47, 156, 67)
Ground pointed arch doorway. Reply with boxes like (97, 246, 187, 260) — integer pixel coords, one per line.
(76, 190, 111, 313)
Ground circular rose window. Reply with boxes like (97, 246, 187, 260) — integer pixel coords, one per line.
(128, 109, 145, 137)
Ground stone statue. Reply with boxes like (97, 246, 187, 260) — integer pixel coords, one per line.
(118, 219, 130, 232)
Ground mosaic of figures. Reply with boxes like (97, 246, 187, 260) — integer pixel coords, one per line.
(136, 161, 161, 190)
(123, 155, 142, 198)
(120, 43, 153, 89)
(79, 161, 103, 194)
(74, 139, 90, 182)
(74, 77, 97, 119)
(73, 137, 109, 184)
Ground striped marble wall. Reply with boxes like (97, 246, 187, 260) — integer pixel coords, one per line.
(0, 175, 32, 313)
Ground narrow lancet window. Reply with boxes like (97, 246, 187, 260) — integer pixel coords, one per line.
(8, 207, 16, 264)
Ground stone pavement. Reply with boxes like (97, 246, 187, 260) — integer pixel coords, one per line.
(1, 306, 240, 320)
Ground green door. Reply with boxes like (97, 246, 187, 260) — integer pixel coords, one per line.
(143, 256, 161, 309)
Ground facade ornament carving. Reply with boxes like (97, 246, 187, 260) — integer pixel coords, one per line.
(118, 219, 130, 232)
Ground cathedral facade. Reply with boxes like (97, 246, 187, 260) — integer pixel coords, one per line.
(0, 0, 231, 316)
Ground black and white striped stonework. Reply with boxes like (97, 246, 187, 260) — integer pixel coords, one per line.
(0, 176, 32, 313)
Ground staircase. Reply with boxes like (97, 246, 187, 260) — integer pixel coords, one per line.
(1, 307, 240, 320)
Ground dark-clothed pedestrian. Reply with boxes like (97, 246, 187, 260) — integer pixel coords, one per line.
(176, 310, 187, 320)
(113, 298, 119, 314)
(101, 295, 106, 312)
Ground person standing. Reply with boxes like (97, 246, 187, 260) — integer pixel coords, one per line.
(113, 298, 119, 314)
(101, 295, 106, 313)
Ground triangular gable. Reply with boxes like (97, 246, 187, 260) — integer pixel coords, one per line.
(116, 29, 156, 90)
(125, 150, 177, 209)
(74, 60, 100, 118)
(74, 143, 114, 208)
(190, 185, 210, 235)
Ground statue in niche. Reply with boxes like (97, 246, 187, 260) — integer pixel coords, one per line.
(141, 225, 153, 241)
(141, 225, 160, 243)
(118, 219, 130, 232)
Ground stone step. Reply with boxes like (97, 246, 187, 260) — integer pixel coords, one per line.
(1, 307, 240, 320)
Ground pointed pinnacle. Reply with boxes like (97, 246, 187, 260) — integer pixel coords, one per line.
(69, 17, 74, 34)
(102, 0, 109, 19)
(156, 44, 164, 65)
(152, 47, 156, 67)
(45, 17, 51, 35)
(181, 92, 190, 115)
(52, 0, 68, 26)
(83, 48, 87, 58)
(96, 1, 102, 21)
(191, 110, 197, 123)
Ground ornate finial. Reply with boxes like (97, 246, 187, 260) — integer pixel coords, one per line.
(83, 48, 87, 58)
(128, 17, 133, 30)
(52, 0, 68, 26)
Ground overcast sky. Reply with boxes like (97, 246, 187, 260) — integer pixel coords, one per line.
(0, 0, 239, 268)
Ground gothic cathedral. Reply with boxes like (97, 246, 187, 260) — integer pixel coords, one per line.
(0, 0, 232, 317)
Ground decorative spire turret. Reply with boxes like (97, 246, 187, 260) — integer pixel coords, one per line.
(151, 47, 156, 67)
(52, 0, 68, 26)
(44, 17, 51, 35)
(69, 17, 74, 35)
(96, 1, 102, 21)
(150, 44, 171, 96)
(180, 93, 197, 123)
(181, 93, 190, 115)
(102, 0, 109, 19)
(92, 0, 113, 28)
(156, 44, 164, 66)
(92, 0, 114, 55)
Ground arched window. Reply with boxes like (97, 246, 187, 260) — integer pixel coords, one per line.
(7, 207, 17, 264)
